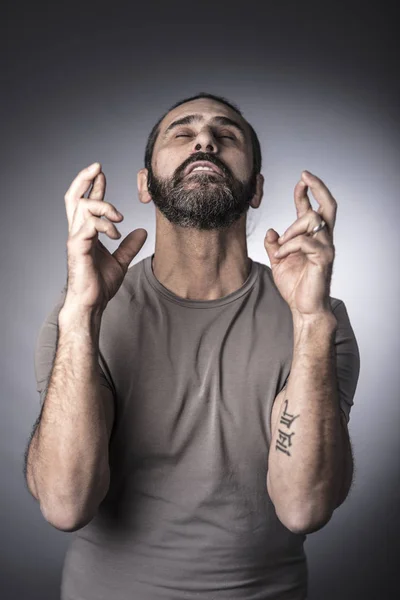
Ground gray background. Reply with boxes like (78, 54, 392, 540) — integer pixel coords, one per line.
(1, 1, 399, 598)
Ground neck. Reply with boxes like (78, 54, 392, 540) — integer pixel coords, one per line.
(151, 212, 251, 300)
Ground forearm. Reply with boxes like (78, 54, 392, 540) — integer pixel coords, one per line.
(28, 304, 110, 531)
(267, 311, 345, 533)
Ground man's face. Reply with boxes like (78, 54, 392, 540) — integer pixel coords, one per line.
(147, 98, 258, 230)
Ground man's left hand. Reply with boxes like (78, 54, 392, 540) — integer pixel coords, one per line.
(264, 170, 337, 317)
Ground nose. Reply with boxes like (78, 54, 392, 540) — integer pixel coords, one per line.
(192, 127, 218, 155)
(195, 142, 214, 152)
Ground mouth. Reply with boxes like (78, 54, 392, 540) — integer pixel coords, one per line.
(184, 161, 224, 178)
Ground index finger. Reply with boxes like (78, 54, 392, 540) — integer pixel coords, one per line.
(301, 170, 337, 232)
(64, 162, 102, 223)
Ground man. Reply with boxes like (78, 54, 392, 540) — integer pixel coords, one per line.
(25, 92, 360, 600)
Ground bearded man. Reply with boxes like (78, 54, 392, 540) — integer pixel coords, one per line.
(26, 92, 360, 600)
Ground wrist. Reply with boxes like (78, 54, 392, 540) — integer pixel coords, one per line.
(58, 302, 104, 334)
(291, 309, 337, 329)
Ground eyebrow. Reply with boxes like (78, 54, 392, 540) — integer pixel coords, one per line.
(162, 114, 247, 138)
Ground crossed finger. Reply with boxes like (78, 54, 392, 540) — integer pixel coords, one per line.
(274, 233, 335, 264)
(273, 172, 337, 261)
(64, 162, 102, 224)
(292, 171, 337, 238)
(278, 210, 330, 246)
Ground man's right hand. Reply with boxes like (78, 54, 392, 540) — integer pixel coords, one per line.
(64, 162, 148, 312)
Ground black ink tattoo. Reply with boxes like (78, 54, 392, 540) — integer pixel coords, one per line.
(275, 399, 300, 456)
(276, 429, 295, 456)
(279, 399, 299, 428)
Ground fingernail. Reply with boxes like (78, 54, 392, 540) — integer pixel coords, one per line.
(87, 162, 99, 171)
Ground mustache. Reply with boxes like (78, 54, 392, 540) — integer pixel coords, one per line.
(174, 152, 232, 182)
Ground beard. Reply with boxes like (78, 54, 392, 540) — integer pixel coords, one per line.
(147, 152, 257, 230)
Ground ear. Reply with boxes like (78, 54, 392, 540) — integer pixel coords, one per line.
(137, 168, 152, 204)
(250, 173, 264, 209)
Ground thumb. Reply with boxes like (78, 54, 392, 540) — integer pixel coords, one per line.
(113, 229, 148, 272)
(264, 228, 281, 266)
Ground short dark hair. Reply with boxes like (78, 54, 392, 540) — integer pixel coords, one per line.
(144, 92, 262, 175)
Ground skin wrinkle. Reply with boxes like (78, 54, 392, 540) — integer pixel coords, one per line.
(162, 114, 247, 140)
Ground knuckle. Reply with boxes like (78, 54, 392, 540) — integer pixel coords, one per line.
(100, 217, 112, 233)
(87, 198, 100, 209)
(82, 198, 95, 210)
(107, 202, 119, 214)
(103, 201, 115, 212)
(87, 199, 113, 215)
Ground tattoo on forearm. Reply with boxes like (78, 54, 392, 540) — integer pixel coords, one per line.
(280, 399, 299, 428)
(276, 429, 295, 456)
(275, 399, 300, 456)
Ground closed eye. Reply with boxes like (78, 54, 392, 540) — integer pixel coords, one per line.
(175, 134, 235, 140)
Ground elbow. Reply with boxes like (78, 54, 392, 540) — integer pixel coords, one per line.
(268, 475, 337, 534)
(275, 503, 334, 535)
(39, 487, 106, 532)
(37, 474, 110, 533)
(40, 503, 96, 532)
(284, 512, 333, 535)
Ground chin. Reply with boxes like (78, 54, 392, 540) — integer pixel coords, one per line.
(183, 178, 221, 188)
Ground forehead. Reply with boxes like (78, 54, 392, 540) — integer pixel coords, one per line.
(158, 98, 251, 139)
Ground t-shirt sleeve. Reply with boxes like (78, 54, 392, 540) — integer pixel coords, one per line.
(34, 284, 116, 409)
(331, 299, 360, 424)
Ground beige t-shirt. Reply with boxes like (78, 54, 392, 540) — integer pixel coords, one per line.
(34, 254, 360, 600)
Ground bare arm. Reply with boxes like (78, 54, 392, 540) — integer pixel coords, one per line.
(26, 163, 146, 532)
(267, 312, 353, 534)
(26, 305, 114, 532)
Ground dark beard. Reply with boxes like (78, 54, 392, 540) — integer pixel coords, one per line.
(147, 152, 257, 231)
